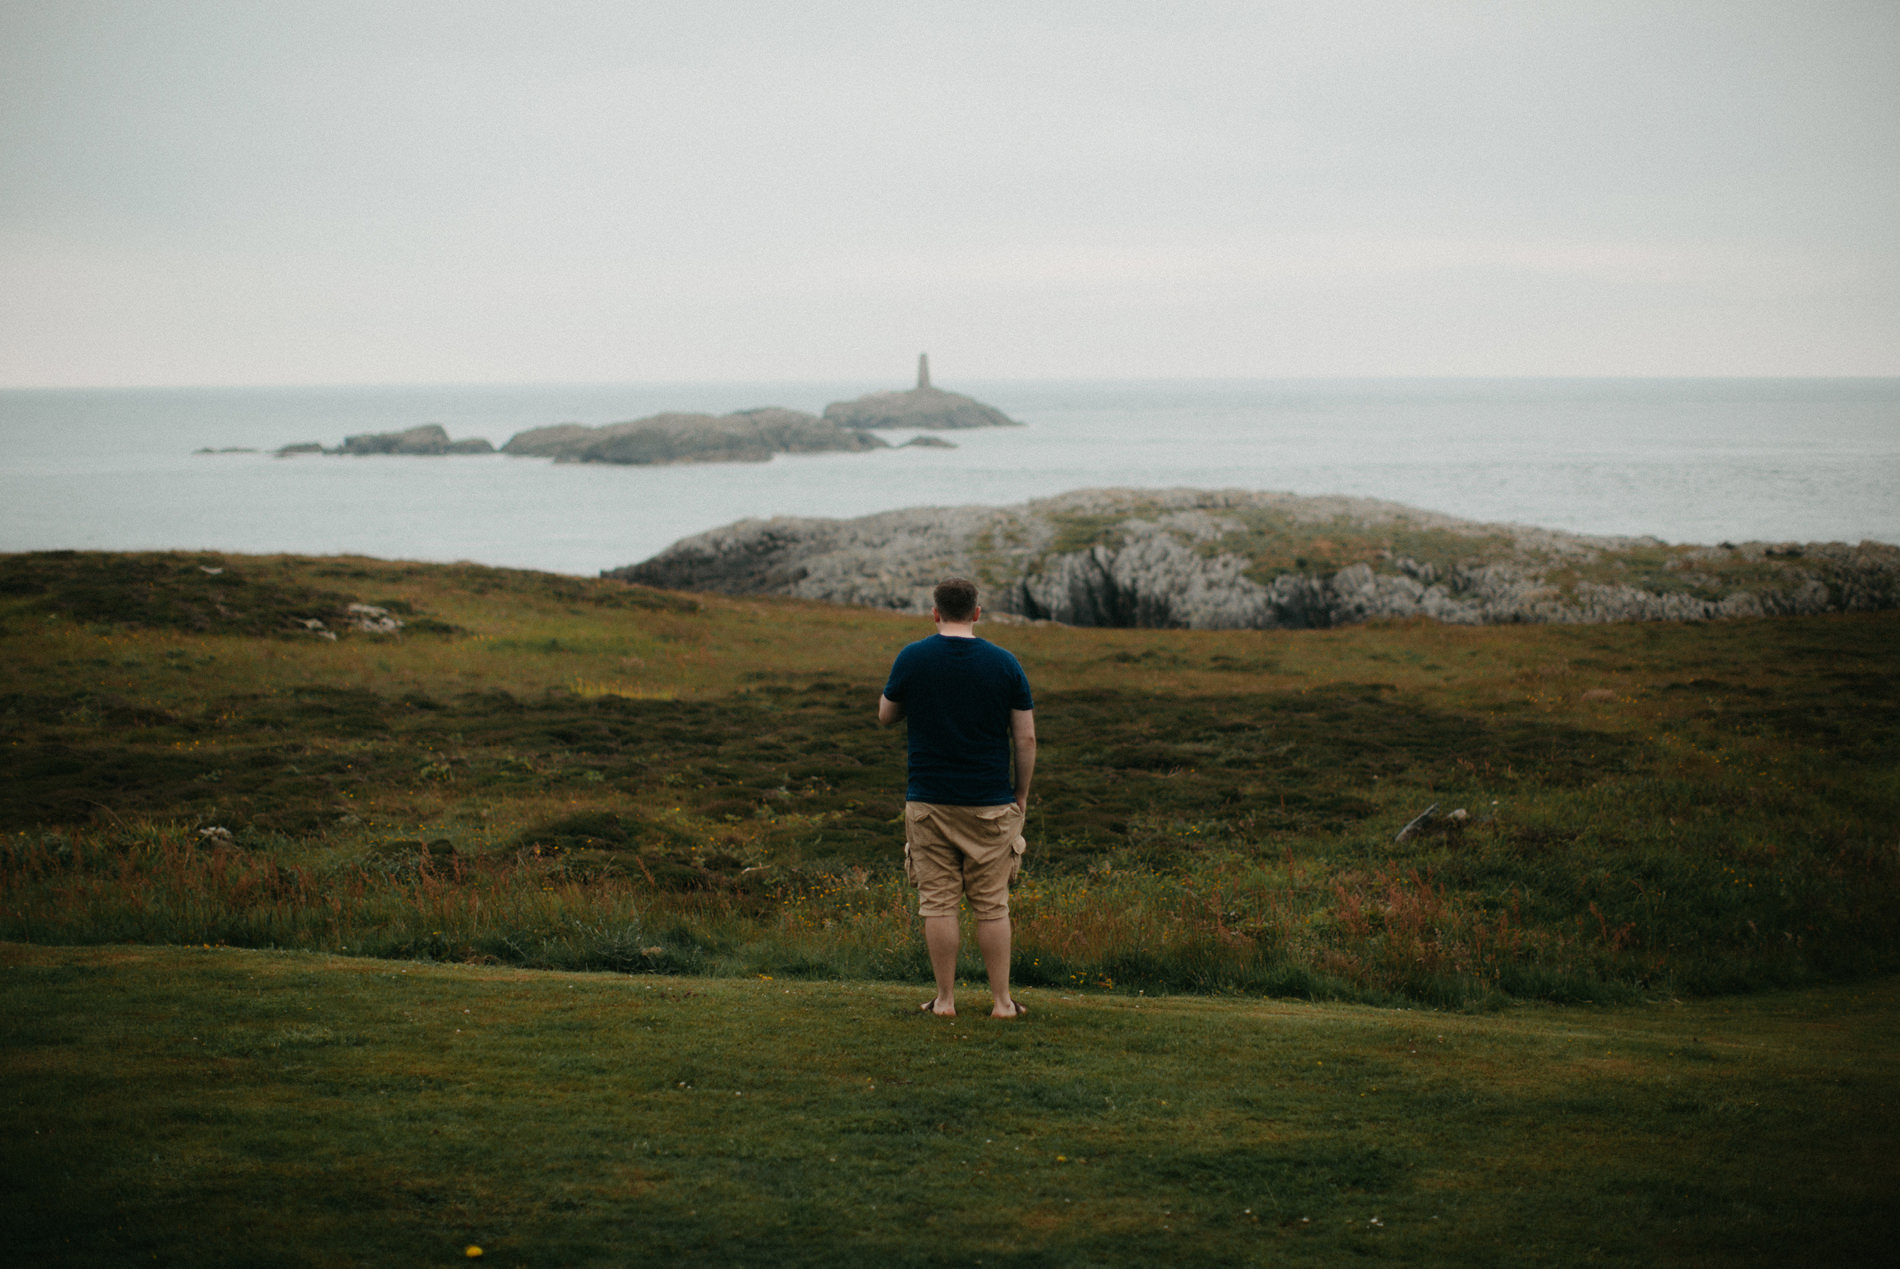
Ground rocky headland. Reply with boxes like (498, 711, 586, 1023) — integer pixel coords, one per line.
(608, 488, 1900, 629)
(500, 408, 885, 465)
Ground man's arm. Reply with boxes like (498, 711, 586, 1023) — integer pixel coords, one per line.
(877, 694, 906, 727)
(1010, 707, 1036, 812)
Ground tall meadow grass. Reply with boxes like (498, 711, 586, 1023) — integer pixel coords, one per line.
(15, 788, 1888, 1007)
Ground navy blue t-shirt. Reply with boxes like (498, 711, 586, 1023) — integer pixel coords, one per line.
(883, 634, 1034, 806)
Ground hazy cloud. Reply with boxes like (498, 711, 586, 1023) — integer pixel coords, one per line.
(2, 0, 1896, 384)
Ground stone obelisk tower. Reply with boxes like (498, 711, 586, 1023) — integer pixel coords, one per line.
(917, 353, 931, 389)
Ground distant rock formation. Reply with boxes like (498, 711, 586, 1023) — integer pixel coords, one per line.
(500, 423, 596, 457)
(901, 435, 957, 449)
(607, 488, 1900, 629)
(332, 425, 494, 456)
(820, 355, 1022, 430)
(262, 365, 1021, 464)
(502, 408, 887, 465)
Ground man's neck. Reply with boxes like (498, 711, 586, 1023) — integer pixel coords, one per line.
(935, 622, 977, 639)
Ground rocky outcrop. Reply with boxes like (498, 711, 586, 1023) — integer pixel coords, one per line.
(333, 425, 494, 456)
(607, 488, 1900, 629)
(820, 354, 1021, 430)
(822, 386, 1021, 430)
(501, 409, 887, 465)
(273, 361, 1020, 464)
(500, 423, 596, 458)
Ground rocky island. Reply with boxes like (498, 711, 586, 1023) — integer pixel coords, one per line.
(274, 424, 494, 457)
(820, 354, 1022, 430)
(261, 358, 1016, 464)
(608, 487, 1900, 629)
(500, 407, 885, 465)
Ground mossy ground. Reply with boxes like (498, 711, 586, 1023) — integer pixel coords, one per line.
(4, 941, 1895, 1267)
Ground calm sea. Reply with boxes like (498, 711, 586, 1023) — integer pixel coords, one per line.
(1, 379, 1895, 576)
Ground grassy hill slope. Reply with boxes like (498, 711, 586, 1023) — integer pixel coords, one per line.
(2, 549, 1897, 1005)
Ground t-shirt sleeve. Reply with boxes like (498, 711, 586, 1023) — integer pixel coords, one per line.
(883, 647, 913, 702)
(1009, 657, 1034, 711)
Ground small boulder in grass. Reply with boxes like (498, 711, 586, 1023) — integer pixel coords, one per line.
(347, 603, 405, 635)
(1395, 804, 1438, 843)
(1395, 805, 1470, 842)
(198, 826, 235, 845)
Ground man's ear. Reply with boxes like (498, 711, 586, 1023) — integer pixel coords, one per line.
(972, 606, 982, 622)
(929, 606, 942, 623)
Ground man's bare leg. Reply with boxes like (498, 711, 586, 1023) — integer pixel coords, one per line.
(922, 915, 960, 1015)
(977, 916, 1020, 1017)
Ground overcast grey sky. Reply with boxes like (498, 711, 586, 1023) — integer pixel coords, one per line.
(2, 1, 1896, 386)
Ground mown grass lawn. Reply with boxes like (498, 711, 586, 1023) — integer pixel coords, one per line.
(5, 941, 1895, 1267)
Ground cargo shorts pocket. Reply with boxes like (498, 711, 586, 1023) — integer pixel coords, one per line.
(902, 803, 930, 888)
(1005, 803, 1027, 882)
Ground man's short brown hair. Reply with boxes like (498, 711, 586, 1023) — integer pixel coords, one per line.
(932, 576, 978, 622)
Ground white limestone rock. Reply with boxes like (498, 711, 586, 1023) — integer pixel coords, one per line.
(607, 487, 1900, 629)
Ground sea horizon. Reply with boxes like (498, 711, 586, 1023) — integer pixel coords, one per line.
(4, 376, 1897, 576)
(5, 372, 1896, 396)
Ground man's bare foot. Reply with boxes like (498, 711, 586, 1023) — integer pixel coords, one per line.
(920, 999, 955, 1017)
(990, 999, 1028, 1019)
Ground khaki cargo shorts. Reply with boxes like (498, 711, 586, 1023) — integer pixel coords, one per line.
(902, 801, 1026, 921)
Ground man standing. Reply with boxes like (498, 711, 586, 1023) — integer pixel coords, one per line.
(877, 577, 1035, 1019)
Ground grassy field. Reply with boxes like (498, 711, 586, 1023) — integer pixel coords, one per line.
(5, 941, 1896, 1267)
(3, 549, 1896, 1005)
(3, 549, 1898, 1264)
